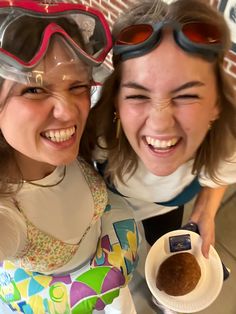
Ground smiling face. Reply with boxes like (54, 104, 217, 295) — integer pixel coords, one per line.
(117, 31, 219, 176)
(0, 39, 91, 179)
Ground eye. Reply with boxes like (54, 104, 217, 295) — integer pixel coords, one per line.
(122, 92, 152, 112)
(172, 94, 200, 105)
(174, 94, 200, 99)
(70, 84, 90, 95)
(21, 86, 47, 99)
(124, 94, 151, 107)
(22, 87, 44, 94)
(125, 94, 150, 100)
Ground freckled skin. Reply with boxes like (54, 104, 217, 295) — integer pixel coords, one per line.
(117, 31, 219, 176)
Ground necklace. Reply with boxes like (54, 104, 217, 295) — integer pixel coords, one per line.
(22, 166, 66, 188)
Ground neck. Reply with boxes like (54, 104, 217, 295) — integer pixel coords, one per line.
(22, 165, 66, 188)
(13, 152, 56, 181)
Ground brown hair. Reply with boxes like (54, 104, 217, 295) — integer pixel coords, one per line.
(0, 16, 89, 196)
(82, 0, 236, 184)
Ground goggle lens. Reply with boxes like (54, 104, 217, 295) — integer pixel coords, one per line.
(0, 3, 112, 69)
(116, 24, 153, 45)
(114, 21, 222, 59)
(182, 23, 221, 44)
(0, 14, 107, 63)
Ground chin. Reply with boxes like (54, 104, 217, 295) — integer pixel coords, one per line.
(146, 164, 179, 177)
(151, 169, 177, 176)
(51, 155, 77, 166)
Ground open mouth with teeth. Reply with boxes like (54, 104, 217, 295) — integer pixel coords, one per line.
(41, 126, 76, 143)
(146, 136, 179, 151)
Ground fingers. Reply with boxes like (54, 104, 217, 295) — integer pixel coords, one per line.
(199, 223, 215, 258)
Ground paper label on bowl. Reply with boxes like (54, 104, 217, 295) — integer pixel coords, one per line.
(169, 234, 191, 252)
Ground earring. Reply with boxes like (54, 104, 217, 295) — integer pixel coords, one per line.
(208, 120, 214, 130)
(113, 111, 121, 139)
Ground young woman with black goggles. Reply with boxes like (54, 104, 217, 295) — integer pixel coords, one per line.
(0, 1, 139, 314)
(82, 0, 236, 312)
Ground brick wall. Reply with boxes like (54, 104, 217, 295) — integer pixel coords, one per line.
(77, 0, 133, 68)
(78, 0, 236, 84)
(210, 0, 236, 87)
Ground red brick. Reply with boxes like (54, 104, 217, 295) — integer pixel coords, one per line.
(100, 1, 121, 17)
(227, 51, 236, 64)
(84, 0, 235, 82)
(229, 63, 236, 77)
(109, 0, 129, 11)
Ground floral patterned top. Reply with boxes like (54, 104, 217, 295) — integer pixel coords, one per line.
(10, 158, 108, 273)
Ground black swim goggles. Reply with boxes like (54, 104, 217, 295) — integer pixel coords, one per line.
(113, 21, 223, 61)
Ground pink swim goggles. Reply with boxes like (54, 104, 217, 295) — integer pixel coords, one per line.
(0, 0, 112, 70)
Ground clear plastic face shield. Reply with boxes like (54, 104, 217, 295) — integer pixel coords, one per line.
(0, 35, 93, 113)
(0, 1, 112, 84)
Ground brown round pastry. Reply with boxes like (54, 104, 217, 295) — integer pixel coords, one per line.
(156, 252, 201, 296)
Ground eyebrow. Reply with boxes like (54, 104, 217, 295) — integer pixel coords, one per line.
(42, 80, 87, 90)
(121, 80, 205, 93)
(121, 82, 150, 92)
(172, 81, 205, 93)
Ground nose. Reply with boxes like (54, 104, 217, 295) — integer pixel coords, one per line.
(146, 100, 175, 131)
(52, 94, 78, 121)
(152, 98, 170, 112)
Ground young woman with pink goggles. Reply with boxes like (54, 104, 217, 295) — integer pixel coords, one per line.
(0, 1, 139, 314)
